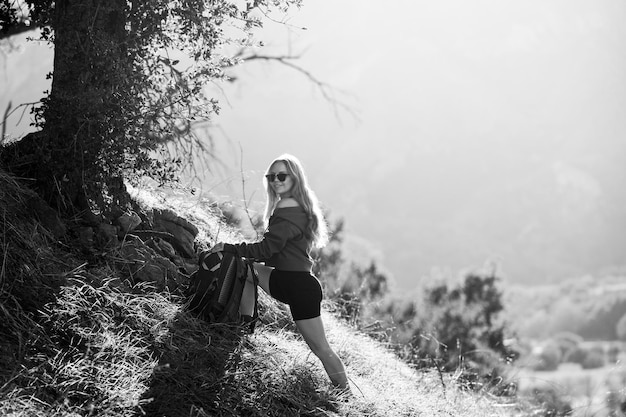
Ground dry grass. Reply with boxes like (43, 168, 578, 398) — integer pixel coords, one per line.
(0, 170, 74, 383)
(0, 174, 530, 416)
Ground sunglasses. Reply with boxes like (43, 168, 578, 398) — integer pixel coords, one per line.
(265, 172, 289, 182)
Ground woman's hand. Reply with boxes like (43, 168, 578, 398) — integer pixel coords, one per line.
(209, 242, 225, 253)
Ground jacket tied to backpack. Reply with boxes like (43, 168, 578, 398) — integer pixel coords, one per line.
(185, 250, 259, 332)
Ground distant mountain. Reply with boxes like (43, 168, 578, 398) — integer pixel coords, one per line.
(504, 274, 626, 339)
(320, 136, 626, 288)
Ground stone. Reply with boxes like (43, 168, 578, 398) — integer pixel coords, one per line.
(145, 237, 184, 267)
(153, 209, 199, 235)
(116, 235, 182, 290)
(115, 211, 142, 235)
(25, 195, 66, 238)
(97, 223, 119, 246)
(152, 209, 198, 258)
(77, 226, 94, 248)
(155, 237, 177, 260)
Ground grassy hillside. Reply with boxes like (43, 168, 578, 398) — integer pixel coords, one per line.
(0, 170, 529, 416)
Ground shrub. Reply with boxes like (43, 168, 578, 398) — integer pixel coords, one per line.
(533, 343, 561, 371)
(607, 344, 621, 364)
(564, 346, 587, 365)
(581, 347, 604, 369)
(529, 387, 573, 417)
(314, 220, 518, 393)
(552, 332, 583, 360)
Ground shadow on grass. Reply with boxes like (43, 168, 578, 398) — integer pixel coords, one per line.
(138, 309, 343, 417)
(0, 170, 73, 390)
(137, 312, 248, 417)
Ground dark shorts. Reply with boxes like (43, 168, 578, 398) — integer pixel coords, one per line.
(269, 269, 323, 321)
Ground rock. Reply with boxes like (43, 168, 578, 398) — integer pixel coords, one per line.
(115, 211, 142, 236)
(146, 237, 174, 261)
(152, 209, 198, 258)
(144, 236, 184, 267)
(24, 195, 66, 238)
(77, 226, 94, 248)
(116, 235, 182, 290)
(153, 209, 199, 235)
(155, 237, 177, 260)
(81, 209, 104, 227)
(97, 223, 119, 246)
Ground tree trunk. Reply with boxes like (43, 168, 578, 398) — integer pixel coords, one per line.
(1, 0, 128, 215)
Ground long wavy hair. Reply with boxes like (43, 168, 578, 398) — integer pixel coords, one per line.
(263, 154, 329, 249)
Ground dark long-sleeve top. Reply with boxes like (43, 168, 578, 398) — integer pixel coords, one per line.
(225, 206, 314, 272)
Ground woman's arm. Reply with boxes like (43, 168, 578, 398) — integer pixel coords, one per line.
(210, 217, 301, 261)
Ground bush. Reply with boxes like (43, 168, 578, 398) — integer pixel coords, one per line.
(607, 344, 621, 363)
(581, 348, 604, 369)
(530, 387, 573, 417)
(315, 223, 518, 393)
(533, 343, 561, 371)
(564, 346, 587, 365)
(553, 332, 583, 360)
(410, 274, 516, 369)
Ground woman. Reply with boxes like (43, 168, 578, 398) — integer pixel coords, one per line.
(209, 154, 349, 390)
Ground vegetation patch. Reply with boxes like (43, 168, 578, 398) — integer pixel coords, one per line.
(0, 173, 530, 416)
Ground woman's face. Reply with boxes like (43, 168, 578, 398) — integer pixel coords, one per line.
(267, 161, 294, 198)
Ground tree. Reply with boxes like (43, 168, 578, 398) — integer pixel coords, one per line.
(407, 273, 516, 371)
(1, 0, 301, 217)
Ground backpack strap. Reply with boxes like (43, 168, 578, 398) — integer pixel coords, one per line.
(245, 259, 260, 333)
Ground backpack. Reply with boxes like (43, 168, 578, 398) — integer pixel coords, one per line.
(185, 250, 259, 332)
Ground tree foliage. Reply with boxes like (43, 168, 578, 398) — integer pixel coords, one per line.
(1, 0, 300, 216)
(314, 217, 516, 392)
(396, 274, 516, 371)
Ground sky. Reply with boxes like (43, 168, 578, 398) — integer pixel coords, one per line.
(2, 0, 625, 290)
(204, 0, 626, 289)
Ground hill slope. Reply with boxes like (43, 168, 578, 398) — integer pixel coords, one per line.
(0, 170, 525, 416)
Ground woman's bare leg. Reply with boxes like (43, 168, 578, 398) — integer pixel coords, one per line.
(239, 266, 348, 389)
(239, 263, 272, 316)
(295, 316, 348, 389)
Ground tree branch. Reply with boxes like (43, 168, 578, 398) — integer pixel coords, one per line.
(0, 22, 33, 39)
(233, 51, 360, 124)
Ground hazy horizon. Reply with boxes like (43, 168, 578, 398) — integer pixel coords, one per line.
(201, 0, 626, 289)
